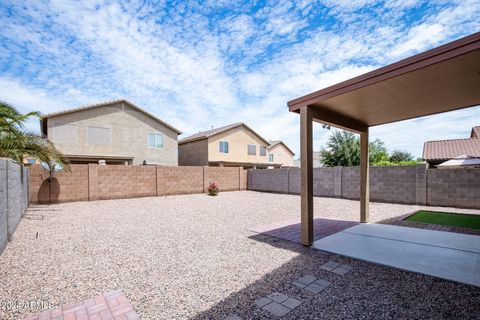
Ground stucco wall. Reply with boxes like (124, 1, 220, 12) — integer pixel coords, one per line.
(268, 143, 294, 167)
(178, 139, 209, 166)
(208, 126, 269, 164)
(0, 159, 29, 255)
(46, 102, 179, 165)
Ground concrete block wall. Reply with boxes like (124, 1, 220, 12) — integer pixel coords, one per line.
(247, 168, 289, 193)
(248, 165, 480, 209)
(240, 169, 248, 191)
(29, 164, 89, 204)
(157, 166, 204, 195)
(288, 167, 338, 197)
(0, 158, 29, 255)
(340, 166, 359, 200)
(6, 160, 22, 241)
(29, 164, 247, 204)
(287, 168, 300, 194)
(0, 160, 7, 253)
(205, 167, 244, 192)
(427, 168, 480, 209)
(97, 165, 157, 200)
(370, 165, 417, 204)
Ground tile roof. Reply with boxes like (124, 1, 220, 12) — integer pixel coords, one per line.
(178, 122, 270, 145)
(41, 99, 182, 134)
(268, 140, 295, 156)
(423, 138, 480, 161)
(471, 126, 480, 138)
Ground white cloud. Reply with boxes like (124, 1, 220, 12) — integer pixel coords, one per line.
(0, 0, 479, 159)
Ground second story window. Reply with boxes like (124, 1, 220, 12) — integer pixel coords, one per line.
(269, 154, 274, 162)
(148, 132, 164, 149)
(219, 141, 229, 153)
(260, 146, 267, 156)
(54, 122, 77, 144)
(247, 144, 256, 155)
(87, 126, 111, 146)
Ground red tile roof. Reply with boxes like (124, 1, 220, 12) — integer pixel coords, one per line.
(471, 126, 480, 138)
(423, 138, 480, 161)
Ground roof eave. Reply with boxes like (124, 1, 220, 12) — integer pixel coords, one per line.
(287, 31, 480, 113)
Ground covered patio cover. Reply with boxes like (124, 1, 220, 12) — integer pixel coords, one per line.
(288, 31, 480, 246)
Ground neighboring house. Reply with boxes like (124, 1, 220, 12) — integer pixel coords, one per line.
(178, 123, 282, 169)
(293, 152, 324, 168)
(313, 151, 324, 167)
(40, 99, 182, 165)
(423, 126, 480, 167)
(267, 140, 295, 167)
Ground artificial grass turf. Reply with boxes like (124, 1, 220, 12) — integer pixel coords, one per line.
(406, 210, 480, 231)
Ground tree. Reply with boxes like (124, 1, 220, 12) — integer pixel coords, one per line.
(389, 150, 414, 163)
(369, 139, 389, 164)
(0, 100, 70, 172)
(320, 130, 389, 167)
(320, 130, 360, 166)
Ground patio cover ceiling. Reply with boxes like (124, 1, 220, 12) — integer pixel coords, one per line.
(288, 31, 480, 133)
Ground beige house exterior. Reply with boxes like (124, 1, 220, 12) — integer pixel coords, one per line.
(40, 99, 181, 165)
(267, 140, 295, 167)
(178, 123, 283, 168)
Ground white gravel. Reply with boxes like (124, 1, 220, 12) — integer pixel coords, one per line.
(1, 191, 479, 319)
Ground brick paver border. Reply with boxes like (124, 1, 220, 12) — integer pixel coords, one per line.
(23, 290, 139, 320)
(251, 217, 359, 243)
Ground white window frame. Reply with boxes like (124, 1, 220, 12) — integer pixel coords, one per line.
(148, 132, 164, 149)
(269, 154, 274, 162)
(54, 121, 77, 144)
(87, 125, 111, 146)
(219, 141, 229, 153)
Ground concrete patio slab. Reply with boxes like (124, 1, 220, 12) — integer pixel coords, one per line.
(313, 224, 480, 287)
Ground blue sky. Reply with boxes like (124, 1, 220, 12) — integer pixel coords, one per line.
(0, 0, 479, 158)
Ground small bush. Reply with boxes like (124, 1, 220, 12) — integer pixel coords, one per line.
(208, 182, 219, 196)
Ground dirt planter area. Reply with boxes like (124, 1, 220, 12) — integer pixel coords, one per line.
(1, 191, 479, 319)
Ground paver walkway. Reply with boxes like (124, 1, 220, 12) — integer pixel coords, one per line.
(313, 223, 480, 287)
(250, 217, 358, 243)
(23, 290, 139, 320)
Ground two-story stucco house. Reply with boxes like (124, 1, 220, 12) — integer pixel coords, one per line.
(178, 123, 283, 169)
(40, 99, 182, 165)
(267, 140, 295, 167)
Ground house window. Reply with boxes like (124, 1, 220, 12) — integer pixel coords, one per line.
(87, 126, 111, 145)
(269, 154, 274, 162)
(54, 122, 77, 144)
(247, 144, 256, 155)
(260, 146, 267, 156)
(219, 141, 229, 153)
(148, 133, 164, 148)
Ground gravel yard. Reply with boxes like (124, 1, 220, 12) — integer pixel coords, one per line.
(1, 191, 479, 319)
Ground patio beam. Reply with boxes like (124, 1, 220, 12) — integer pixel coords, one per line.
(310, 107, 368, 134)
(360, 129, 369, 222)
(300, 106, 314, 245)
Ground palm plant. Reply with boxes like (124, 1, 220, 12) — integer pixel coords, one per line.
(0, 100, 70, 174)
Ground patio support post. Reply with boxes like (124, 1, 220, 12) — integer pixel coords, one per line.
(360, 128, 369, 223)
(300, 106, 314, 245)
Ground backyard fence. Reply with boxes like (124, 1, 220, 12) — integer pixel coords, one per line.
(0, 158, 29, 254)
(247, 164, 480, 209)
(29, 164, 247, 204)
